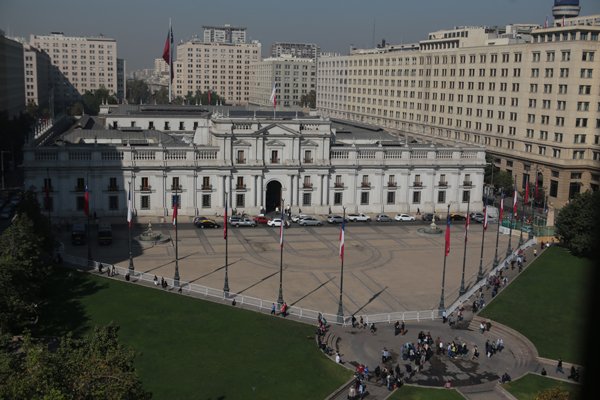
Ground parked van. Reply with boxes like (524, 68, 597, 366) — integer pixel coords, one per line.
(486, 206, 499, 221)
(71, 223, 86, 245)
(98, 223, 113, 245)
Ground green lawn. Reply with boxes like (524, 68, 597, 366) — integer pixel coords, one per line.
(504, 373, 581, 400)
(388, 384, 464, 399)
(36, 268, 351, 399)
(479, 246, 592, 364)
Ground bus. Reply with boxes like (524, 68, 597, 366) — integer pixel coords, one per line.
(98, 223, 112, 245)
(71, 223, 86, 245)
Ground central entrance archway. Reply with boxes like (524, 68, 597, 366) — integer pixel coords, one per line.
(265, 180, 282, 213)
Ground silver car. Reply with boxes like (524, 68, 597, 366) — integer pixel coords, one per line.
(298, 216, 322, 226)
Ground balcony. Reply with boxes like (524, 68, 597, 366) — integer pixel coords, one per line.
(303, 158, 313, 164)
(236, 184, 246, 190)
(171, 184, 183, 191)
(334, 182, 344, 188)
(270, 158, 280, 164)
(463, 181, 473, 187)
(140, 185, 152, 192)
(438, 181, 448, 187)
(303, 183, 313, 189)
(201, 184, 212, 191)
(387, 182, 397, 188)
(107, 185, 119, 192)
(413, 181, 423, 187)
(361, 182, 371, 188)
(236, 158, 246, 164)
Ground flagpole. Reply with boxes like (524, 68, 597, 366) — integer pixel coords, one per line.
(506, 177, 516, 257)
(459, 196, 470, 296)
(337, 206, 346, 322)
(477, 206, 487, 281)
(439, 204, 451, 311)
(128, 181, 134, 273)
(224, 192, 229, 294)
(86, 173, 92, 268)
(173, 187, 180, 286)
(277, 197, 285, 306)
(493, 192, 503, 267)
(519, 179, 526, 246)
(529, 172, 536, 240)
(168, 18, 172, 104)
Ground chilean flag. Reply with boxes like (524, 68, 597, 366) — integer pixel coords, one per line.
(499, 196, 504, 221)
(162, 24, 173, 81)
(524, 181, 530, 204)
(172, 200, 178, 226)
(84, 184, 89, 216)
(513, 188, 518, 217)
(127, 188, 132, 228)
(339, 219, 345, 260)
(444, 213, 451, 256)
(269, 83, 277, 109)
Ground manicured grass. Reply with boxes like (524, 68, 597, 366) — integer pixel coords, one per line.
(388, 384, 464, 399)
(504, 373, 581, 400)
(479, 246, 592, 364)
(36, 268, 351, 400)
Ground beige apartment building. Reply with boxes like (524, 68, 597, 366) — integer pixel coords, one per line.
(317, 16, 600, 209)
(29, 32, 118, 107)
(0, 32, 25, 119)
(249, 55, 316, 108)
(23, 43, 51, 111)
(174, 25, 261, 105)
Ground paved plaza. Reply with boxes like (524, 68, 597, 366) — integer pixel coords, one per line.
(61, 218, 512, 316)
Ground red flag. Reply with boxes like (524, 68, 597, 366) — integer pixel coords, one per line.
(223, 197, 228, 240)
(444, 214, 451, 256)
(483, 206, 488, 231)
(162, 25, 173, 81)
(84, 184, 89, 216)
(269, 83, 277, 109)
(499, 196, 504, 221)
(464, 213, 470, 242)
(513, 189, 518, 217)
(339, 219, 345, 260)
(524, 181, 529, 204)
(172, 201, 177, 226)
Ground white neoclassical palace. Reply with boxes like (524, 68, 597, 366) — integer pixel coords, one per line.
(22, 105, 485, 221)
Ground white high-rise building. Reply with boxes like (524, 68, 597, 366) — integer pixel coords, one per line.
(202, 25, 246, 44)
(317, 17, 600, 209)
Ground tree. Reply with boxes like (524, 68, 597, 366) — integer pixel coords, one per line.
(300, 90, 316, 108)
(534, 387, 571, 400)
(126, 79, 151, 105)
(494, 170, 514, 194)
(0, 325, 151, 399)
(82, 87, 118, 115)
(151, 87, 169, 105)
(555, 190, 600, 257)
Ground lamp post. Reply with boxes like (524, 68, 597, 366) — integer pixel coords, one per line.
(224, 191, 230, 294)
(337, 206, 346, 322)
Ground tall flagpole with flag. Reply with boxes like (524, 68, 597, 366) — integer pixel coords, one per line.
(277, 198, 285, 306)
(494, 192, 504, 267)
(162, 19, 174, 103)
(337, 207, 346, 322)
(506, 177, 517, 257)
(269, 82, 277, 118)
(173, 190, 180, 286)
(223, 193, 229, 294)
(439, 204, 451, 311)
(519, 178, 528, 246)
(459, 196, 471, 295)
(477, 205, 488, 280)
(127, 181, 134, 272)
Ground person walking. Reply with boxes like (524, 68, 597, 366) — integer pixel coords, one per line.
(270, 303, 276, 315)
(556, 358, 564, 373)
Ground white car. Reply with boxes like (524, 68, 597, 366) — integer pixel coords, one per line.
(347, 213, 371, 222)
(267, 218, 289, 228)
(395, 213, 415, 222)
(291, 214, 310, 223)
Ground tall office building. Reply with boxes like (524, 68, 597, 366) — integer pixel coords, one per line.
(116, 58, 126, 103)
(202, 25, 246, 44)
(174, 36, 261, 105)
(23, 43, 52, 111)
(0, 32, 25, 118)
(249, 55, 316, 108)
(270, 42, 320, 60)
(317, 15, 600, 208)
(29, 32, 119, 107)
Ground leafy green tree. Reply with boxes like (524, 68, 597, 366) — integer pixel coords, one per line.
(534, 387, 571, 400)
(494, 170, 514, 194)
(0, 325, 151, 399)
(126, 79, 151, 105)
(82, 87, 118, 115)
(555, 191, 600, 257)
(300, 90, 316, 108)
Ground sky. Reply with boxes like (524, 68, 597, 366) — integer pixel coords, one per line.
(2, 0, 600, 71)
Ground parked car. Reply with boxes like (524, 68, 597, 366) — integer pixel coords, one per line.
(229, 216, 256, 227)
(347, 213, 371, 222)
(291, 214, 310, 223)
(298, 216, 323, 226)
(422, 213, 440, 222)
(195, 219, 220, 229)
(375, 214, 392, 222)
(254, 215, 271, 224)
(394, 213, 415, 222)
(470, 212, 485, 223)
(327, 215, 346, 224)
(449, 213, 467, 221)
(267, 218, 290, 228)
(193, 216, 210, 225)
(97, 223, 113, 245)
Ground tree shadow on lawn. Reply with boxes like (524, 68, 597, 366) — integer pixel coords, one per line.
(33, 266, 105, 338)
